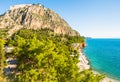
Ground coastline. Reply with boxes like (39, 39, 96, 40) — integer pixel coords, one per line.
(72, 43, 90, 71)
(81, 54, 118, 82)
(92, 71, 119, 82)
(82, 42, 120, 82)
(74, 43, 119, 82)
(84, 39, 120, 82)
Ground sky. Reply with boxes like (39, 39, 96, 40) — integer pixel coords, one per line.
(0, 0, 120, 38)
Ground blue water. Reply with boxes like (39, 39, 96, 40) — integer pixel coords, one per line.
(84, 39, 120, 80)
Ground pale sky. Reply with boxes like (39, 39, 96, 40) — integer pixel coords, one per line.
(0, 0, 120, 38)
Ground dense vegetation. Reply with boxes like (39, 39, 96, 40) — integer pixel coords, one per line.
(0, 37, 6, 82)
(0, 37, 5, 73)
(0, 29, 7, 38)
(0, 29, 104, 82)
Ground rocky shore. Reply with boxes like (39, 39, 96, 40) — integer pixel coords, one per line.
(72, 43, 90, 71)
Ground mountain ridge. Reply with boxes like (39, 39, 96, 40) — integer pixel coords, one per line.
(0, 4, 79, 38)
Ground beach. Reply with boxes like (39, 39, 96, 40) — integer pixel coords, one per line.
(93, 71, 119, 82)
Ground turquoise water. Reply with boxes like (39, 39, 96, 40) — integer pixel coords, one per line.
(84, 39, 120, 80)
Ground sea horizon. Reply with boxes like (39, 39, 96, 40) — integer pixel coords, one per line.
(87, 37, 120, 39)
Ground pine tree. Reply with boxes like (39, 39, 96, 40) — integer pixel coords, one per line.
(0, 38, 5, 74)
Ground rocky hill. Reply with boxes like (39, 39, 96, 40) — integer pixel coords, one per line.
(0, 4, 79, 38)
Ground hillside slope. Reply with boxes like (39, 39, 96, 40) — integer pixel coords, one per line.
(0, 4, 79, 38)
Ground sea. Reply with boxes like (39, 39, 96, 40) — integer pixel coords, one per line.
(84, 39, 120, 81)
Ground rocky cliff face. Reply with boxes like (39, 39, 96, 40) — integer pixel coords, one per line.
(0, 4, 79, 37)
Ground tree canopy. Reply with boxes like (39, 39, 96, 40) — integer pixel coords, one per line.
(4, 29, 104, 82)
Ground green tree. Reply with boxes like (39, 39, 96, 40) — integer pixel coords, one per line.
(0, 38, 5, 74)
(6, 29, 104, 82)
(0, 38, 6, 82)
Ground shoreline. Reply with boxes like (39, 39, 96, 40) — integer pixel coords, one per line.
(92, 71, 119, 82)
(82, 44, 119, 82)
(74, 43, 119, 82)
